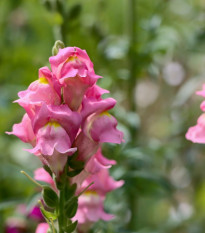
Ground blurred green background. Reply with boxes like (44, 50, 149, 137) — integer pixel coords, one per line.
(1, 0, 205, 232)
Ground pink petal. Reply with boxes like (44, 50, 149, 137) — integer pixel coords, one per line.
(6, 114, 35, 144)
(186, 113, 205, 143)
(74, 131, 99, 162)
(34, 167, 54, 186)
(41, 149, 76, 176)
(80, 168, 124, 196)
(62, 75, 96, 111)
(32, 103, 81, 143)
(196, 84, 205, 97)
(85, 148, 116, 174)
(81, 97, 116, 120)
(27, 123, 72, 155)
(84, 112, 124, 144)
(35, 223, 49, 233)
(85, 85, 109, 100)
(16, 66, 61, 107)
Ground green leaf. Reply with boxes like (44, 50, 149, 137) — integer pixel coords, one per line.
(40, 207, 57, 221)
(65, 196, 78, 218)
(64, 220, 78, 233)
(42, 186, 58, 208)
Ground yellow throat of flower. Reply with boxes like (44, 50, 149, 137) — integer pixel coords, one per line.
(45, 121, 61, 128)
(39, 77, 49, 85)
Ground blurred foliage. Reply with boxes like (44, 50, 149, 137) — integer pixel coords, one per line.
(2, 0, 205, 232)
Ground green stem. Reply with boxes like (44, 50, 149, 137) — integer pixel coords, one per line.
(57, 162, 69, 233)
(58, 188, 65, 233)
(127, 192, 138, 230)
(127, 0, 139, 231)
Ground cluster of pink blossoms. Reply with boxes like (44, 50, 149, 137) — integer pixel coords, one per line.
(7, 47, 124, 232)
(186, 84, 205, 143)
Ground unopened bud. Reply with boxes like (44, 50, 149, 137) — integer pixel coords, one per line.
(52, 40, 65, 56)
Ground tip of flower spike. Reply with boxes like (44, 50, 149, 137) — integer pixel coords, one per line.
(52, 40, 65, 56)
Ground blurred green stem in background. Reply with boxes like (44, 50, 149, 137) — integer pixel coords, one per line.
(127, 0, 139, 231)
(52, 0, 68, 44)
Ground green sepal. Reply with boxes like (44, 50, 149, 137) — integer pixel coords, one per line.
(42, 186, 58, 208)
(65, 183, 77, 200)
(65, 196, 78, 218)
(64, 220, 78, 233)
(67, 152, 78, 162)
(40, 207, 57, 221)
(68, 160, 84, 170)
(67, 168, 83, 177)
(43, 165, 53, 177)
(55, 177, 64, 190)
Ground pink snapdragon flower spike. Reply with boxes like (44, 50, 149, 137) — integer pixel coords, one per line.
(6, 114, 35, 145)
(35, 223, 49, 233)
(7, 43, 124, 232)
(49, 47, 101, 111)
(186, 113, 205, 143)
